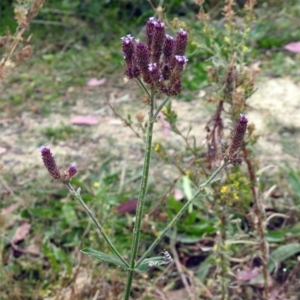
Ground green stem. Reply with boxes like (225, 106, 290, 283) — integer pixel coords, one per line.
(123, 90, 155, 300)
(136, 161, 229, 267)
(66, 183, 129, 268)
(137, 78, 152, 99)
(152, 96, 170, 121)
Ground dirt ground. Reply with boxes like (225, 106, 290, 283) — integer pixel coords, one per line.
(1, 76, 300, 186)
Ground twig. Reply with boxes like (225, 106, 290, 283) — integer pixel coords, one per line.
(30, 20, 70, 27)
(243, 147, 269, 299)
(148, 177, 180, 218)
(107, 102, 144, 140)
(253, 186, 269, 299)
(170, 245, 194, 300)
(0, 177, 14, 195)
(278, 257, 300, 296)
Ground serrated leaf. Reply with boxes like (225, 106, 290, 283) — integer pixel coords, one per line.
(81, 248, 128, 269)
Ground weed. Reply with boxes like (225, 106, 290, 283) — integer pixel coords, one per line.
(39, 9, 250, 300)
(2, 1, 300, 300)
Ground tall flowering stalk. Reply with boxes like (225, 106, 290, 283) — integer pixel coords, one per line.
(121, 18, 189, 299)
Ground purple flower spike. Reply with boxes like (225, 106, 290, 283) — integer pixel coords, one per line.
(163, 35, 175, 63)
(224, 114, 248, 165)
(174, 55, 188, 72)
(120, 17, 188, 96)
(135, 41, 152, 83)
(136, 41, 150, 70)
(231, 114, 248, 151)
(68, 165, 77, 178)
(40, 146, 77, 183)
(162, 63, 171, 80)
(121, 35, 135, 66)
(40, 146, 62, 182)
(151, 20, 165, 63)
(146, 17, 157, 47)
(168, 79, 182, 96)
(148, 63, 160, 83)
(125, 65, 140, 79)
(175, 28, 188, 56)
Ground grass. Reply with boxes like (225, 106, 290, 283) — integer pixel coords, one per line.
(1, 0, 300, 299)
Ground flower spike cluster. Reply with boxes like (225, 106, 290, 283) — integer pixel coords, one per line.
(121, 17, 188, 96)
(224, 114, 248, 165)
(40, 146, 77, 183)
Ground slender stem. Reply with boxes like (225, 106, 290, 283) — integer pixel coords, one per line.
(243, 146, 269, 297)
(218, 212, 229, 300)
(137, 78, 152, 99)
(152, 96, 170, 121)
(123, 90, 155, 300)
(136, 161, 229, 267)
(66, 183, 129, 268)
(254, 191, 269, 299)
(123, 270, 134, 300)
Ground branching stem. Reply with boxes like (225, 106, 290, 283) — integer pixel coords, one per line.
(66, 183, 129, 268)
(136, 161, 229, 267)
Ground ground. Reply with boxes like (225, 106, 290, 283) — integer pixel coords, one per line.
(1, 76, 299, 179)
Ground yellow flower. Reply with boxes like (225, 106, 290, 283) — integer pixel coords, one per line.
(242, 45, 249, 52)
(191, 40, 200, 48)
(220, 185, 229, 194)
(229, 174, 235, 180)
(224, 36, 231, 44)
(161, 106, 168, 115)
(154, 143, 160, 152)
(233, 192, 239, 200)
(233, 181, 239, 187)
(93, 182, 100, 188)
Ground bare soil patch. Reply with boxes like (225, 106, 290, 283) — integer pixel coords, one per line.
(1, 77, 299, 182)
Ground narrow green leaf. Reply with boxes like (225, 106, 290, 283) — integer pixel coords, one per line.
(183, 175, 194, 213)
(267, 243, 300, 273)
(81, 248, 128, 269)
(250, 243, 300, 285)
(196, 255, 213, 282)
(167, 195, 183, 213)
(266, 224, 300, 242)
(183, 176, 193, 201)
